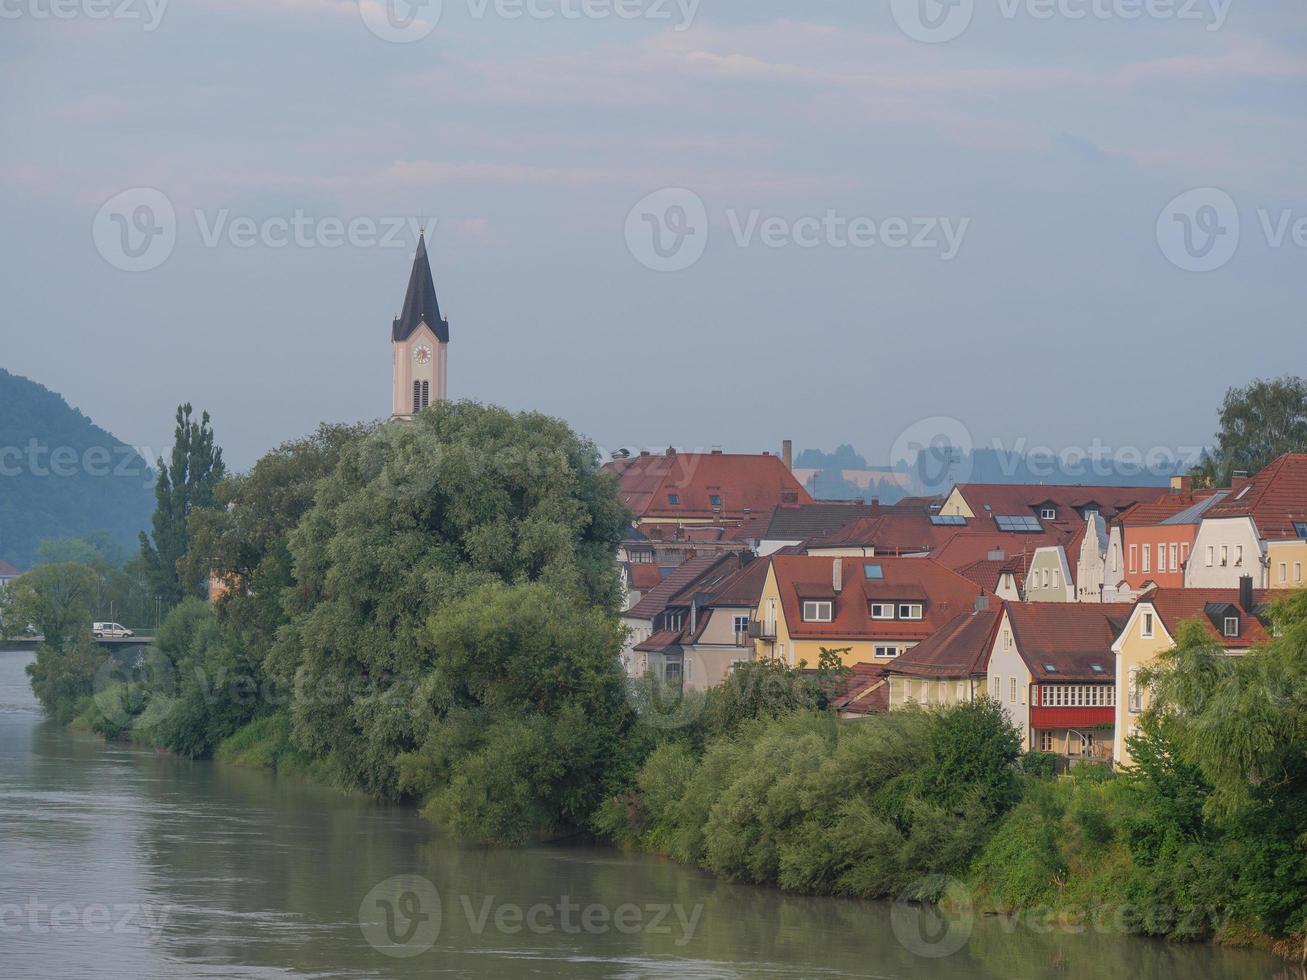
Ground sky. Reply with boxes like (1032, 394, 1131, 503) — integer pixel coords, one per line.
(1, 0, 1305, 473)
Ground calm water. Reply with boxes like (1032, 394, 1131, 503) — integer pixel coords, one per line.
(0, 649, 1282, 979)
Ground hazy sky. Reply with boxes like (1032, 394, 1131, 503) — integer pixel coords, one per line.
(2, 0, 1304, 471)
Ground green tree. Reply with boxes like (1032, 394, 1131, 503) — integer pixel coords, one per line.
(138, 404, 225, 606)
(1190, 376, 1307, 486)
(270, 402, 628, 805)
(6, 563, 110, 723)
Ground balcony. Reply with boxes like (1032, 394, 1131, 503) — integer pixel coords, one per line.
(747, 620, 776, 640)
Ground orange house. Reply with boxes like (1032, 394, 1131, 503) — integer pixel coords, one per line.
(1116, 482, 1228, 592)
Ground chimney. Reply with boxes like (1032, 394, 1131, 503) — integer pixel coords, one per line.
(782, 439, 793, 471)
(974, 593, 989, 613)
(1170, 475, 1192, 494)
(1231, 471, 1250, 492)
(832, 558, 843, 594)
(869, 499, 881, 515)
(1239, 574, 1254, 613)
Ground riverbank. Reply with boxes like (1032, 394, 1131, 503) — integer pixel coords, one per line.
(1, 647, 1284, 979)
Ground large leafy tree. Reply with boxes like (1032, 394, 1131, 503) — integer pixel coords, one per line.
(1190, 376, 1307, 487)
(270, 402, 628, 810)
(1144, 594, 1307, 936)
(6, 563, 110, 723)
(138, 404, 225, 605)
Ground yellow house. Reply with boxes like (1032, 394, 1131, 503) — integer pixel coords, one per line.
(751, 554, 988, 669)
(1268, 539, 1307, 590)
(1111, 585, 1271, 766)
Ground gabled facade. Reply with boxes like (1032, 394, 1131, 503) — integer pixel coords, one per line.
(752, 555, 988, 668)
(1112, 481, 1228, 596)
(0, 559, 20, 589)
(1188, 455, 1307, 589)
(1111, 582, 1272, 766)
(986, 603, 1132, 760)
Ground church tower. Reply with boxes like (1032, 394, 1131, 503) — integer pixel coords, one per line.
(391, 231, 449, 418)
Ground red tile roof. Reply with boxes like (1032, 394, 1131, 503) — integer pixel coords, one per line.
(834, 662, 890, 714)
(1115, 489, 1225, 527)
(624, 554, 738, 621)
(705, 558, 770, 608)
(1203, 453, 1307, 540)
(606, 450, 813, 521)
(956, 555, 1028, 594)
(627, 564, 664, 592)
(1005, 603, 1134, 681)
(954, 483, 1165, 530)
(769, 555, 989, 643)
(886, 608, 1003, 678)
(634, 629, 683, 653)
(929, 530, 1064, 571)
(807, 513, 952, 554)
(0, 560, 20, 577)
(1146, 588, 1273, 648)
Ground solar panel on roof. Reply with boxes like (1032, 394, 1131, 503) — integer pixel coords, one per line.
(995, 515, 1043, 532)
(930, 515, 967, 526)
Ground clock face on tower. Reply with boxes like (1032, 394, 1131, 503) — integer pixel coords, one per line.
(413, 345, 433, 365)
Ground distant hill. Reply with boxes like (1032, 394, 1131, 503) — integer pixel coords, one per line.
(0, 369, 154, 571)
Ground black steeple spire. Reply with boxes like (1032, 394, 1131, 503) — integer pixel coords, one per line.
(392, 230, 449, 343)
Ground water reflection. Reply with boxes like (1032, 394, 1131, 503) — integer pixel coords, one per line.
(0, 651, 1281, 979)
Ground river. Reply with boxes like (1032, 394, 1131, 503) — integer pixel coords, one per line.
(0, 648, 1282, 979)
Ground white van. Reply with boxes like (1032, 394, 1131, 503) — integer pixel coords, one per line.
(92, 622, 135, 639)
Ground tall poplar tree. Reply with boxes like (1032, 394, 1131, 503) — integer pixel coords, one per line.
(138, 404, 225, 606)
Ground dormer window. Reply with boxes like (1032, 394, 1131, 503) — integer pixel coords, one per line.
(869, 602, 895, 620)
(803, 601, 833, 623)
(1041, 507, 1057, 520)
(1223, 616, 1239, 637)
(898, 603, 924, 620)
